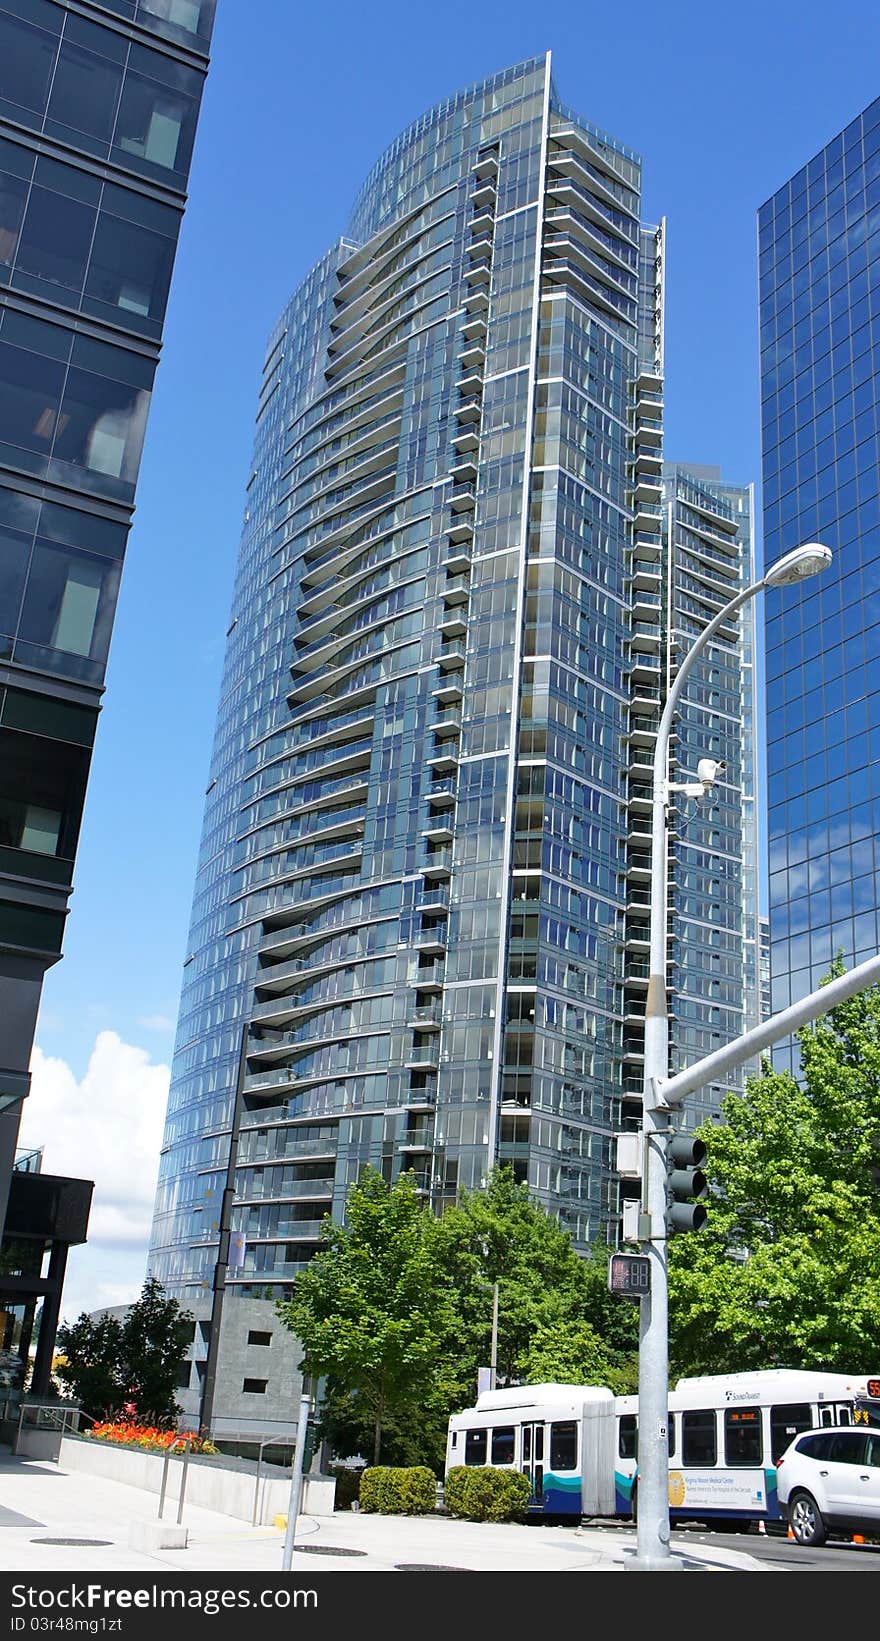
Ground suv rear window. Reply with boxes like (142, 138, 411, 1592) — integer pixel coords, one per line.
(796, 1433, 832, 1459)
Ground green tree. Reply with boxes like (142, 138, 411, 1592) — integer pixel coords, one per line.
(55, 1310, 123, 1416)
(669, 970, 880, 1375)
(277, 1168, 461, 1466)
(434, 1169, 639, 1394)
(56, 1278, 192, 1425)
(120, 1277, 193, 1424)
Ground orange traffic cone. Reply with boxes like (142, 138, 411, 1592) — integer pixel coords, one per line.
(853, 1534, 865, 1544)
(758, 1520, 766, 1535)
(787, 1524, 795, 1541)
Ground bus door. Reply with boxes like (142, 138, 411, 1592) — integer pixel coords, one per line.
(819, 1402, 852, 1427)
(521, 1421, 545, 1503)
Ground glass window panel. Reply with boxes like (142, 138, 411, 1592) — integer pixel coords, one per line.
(0, 523, 30, 641)
(46, 42, 123, 143)
(20, 804, 61, 854)
(723, 1407, 763, 1466)
(139, 0, 212, 35)
(38, 499, 127, 558)
(0, 11, 58, 119)
(0, 725, 88, 860)
(681, 1409, 717, 1466)
(464, 1427, 487, 1465)
(18, 541, 119, 662)
(53, 367, 149, 482)
(0, 339, 66, 455)
(0, 170, 28, 265)
(114, 64, 198, 176)
(549, 1420, 577, 1471)
(85, 211, 174, 320)
(490, 1426, 515, 1465)
(16, 186, 96, 293)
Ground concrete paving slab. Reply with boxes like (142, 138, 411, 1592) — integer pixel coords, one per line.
(0, 1450, 765, 1574)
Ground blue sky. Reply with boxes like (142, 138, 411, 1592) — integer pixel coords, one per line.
(19, 0, 880, 1312)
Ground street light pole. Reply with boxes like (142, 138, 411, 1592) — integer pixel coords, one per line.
(630, 541, 832, 1572)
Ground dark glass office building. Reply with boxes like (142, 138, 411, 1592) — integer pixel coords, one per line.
(760, 96, 880, 1066)
(0, 0, 214, 1380)
(148, 55, 759, 1432)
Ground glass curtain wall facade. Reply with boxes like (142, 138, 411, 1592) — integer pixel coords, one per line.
(0, 0, 213, 1230)
(655, 465, 758, 1122)
(149, 58, 755, 1409)
(760, 96, 880, 1065)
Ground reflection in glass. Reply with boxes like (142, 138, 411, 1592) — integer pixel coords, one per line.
(19, 543, 119, 662)
(0, 341, 67, 455)
(86, 213, 174, 320)
(16, 187, 96, 293)
(0, 13, 58, 119)
(54, 370, 149, 482)
(116, 74, 194, 173)
(0, 525, 30, 638)
(46, 44, 123, 144)
(0, 171, 28, 266)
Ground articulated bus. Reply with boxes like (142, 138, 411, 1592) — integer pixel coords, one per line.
(446, 1370, 880, 1529)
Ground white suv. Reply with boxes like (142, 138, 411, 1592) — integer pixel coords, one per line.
(776, 1426, 880, 1545)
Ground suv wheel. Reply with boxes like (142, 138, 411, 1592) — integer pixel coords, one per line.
(788, 1491, 827, 1546)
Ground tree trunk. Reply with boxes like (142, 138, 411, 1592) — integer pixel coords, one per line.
(373, 1416, 382, 1465)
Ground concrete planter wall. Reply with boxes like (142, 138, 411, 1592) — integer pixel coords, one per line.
(58, 1435, 335, 1521)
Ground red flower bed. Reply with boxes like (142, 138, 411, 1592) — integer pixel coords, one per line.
(87, 1421, 216, 1454)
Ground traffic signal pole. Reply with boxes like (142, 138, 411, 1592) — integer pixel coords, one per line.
(628, 546, 838, 1572)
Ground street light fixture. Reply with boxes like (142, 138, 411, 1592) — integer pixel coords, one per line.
(629, 539, 832, 1572)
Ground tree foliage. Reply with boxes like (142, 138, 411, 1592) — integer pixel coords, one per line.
(277, 1168, 461, 1466)
(277, 1165, 638, 1471)
(669, 968, 880, 1376)
(56, 1277, 192, 1425)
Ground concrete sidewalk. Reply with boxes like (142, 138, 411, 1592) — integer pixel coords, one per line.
(0, 1450, 765, 1573)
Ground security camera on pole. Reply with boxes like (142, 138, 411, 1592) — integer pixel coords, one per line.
(628, 542, 833, 1572)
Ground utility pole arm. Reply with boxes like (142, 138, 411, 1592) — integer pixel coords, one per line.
(655, 950, 880, 1110)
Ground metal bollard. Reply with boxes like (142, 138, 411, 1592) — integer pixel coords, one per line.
(253, 1440, 266, 1527)
(158, 1449, 171, 1519)
(177, 1439, 192, 1525)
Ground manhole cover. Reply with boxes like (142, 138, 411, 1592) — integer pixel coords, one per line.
(31, 1539, 114, 1548)
(293, 1545, 366, 1558)
(396, 1563, 467, 1572)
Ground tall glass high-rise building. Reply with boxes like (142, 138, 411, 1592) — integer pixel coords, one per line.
(760, 96, 880, 1067)
(149, 55, 758, 1428)
(0, 0, 214, 1224)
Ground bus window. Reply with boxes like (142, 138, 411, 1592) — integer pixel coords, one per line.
(835, 1404, 851, 1425)
(550, 1421, 577, 1471)
(619, 1415, 637, 1459)
(682, 1410, 716, 1466)
(534, 1424, 544, 1461)
(668, 1414, 675, 1455)
(465, 1428, 487, 1465)
(491, 1426, 515, 1465)
(724, 1407, 762, 1466)
(770, 1403, 812, 1462)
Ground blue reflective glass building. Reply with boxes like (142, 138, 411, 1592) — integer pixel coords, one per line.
(0, 0, 214, 1365)
(148, 55, 759, 1431)
(760, 97, 880, 1065)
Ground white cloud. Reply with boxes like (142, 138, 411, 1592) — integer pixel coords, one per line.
(138, 1013, 175, 1033)
(17, 1032, 171, 1320)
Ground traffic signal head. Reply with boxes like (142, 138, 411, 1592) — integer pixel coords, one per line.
(667, 1133, 708, 1232)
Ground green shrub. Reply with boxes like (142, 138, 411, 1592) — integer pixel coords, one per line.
(443, 1465, 470, 1516)
(358, 1464, 436, 1514)
(444, 1465, 531, 1522)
